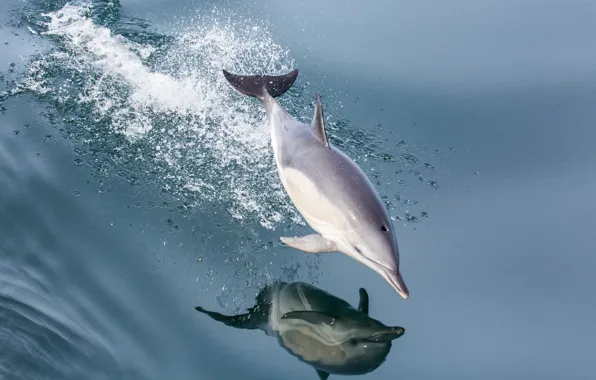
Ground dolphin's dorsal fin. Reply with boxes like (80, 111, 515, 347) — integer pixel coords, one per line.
(311, 93, 329, 147)
(316, 369, 330, 380)
(281, 311, 337, 326)
(358, 288, 369, 315)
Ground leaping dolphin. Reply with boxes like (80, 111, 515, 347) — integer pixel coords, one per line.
(195, 282, 405, 379)
(222, 69, 409, 299)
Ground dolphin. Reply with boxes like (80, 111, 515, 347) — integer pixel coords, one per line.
(194, 282, 405, 380)
(222, 69, 409, 299)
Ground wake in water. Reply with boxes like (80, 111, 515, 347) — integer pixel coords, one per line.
(3, 0, 438, 230)
(0, 261, 142, 380)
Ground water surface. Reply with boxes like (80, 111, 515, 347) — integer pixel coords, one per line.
(1, 1, 595, 379)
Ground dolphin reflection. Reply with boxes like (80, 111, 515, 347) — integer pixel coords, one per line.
(195, 282, 405, 379)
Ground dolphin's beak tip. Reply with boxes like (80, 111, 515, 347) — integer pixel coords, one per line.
(396, 274, 409, 299)
(379, 266, 409, 299)
(390, 274, 409, 299)
(378, 326, 405, 341)
(399, 286, 410, 299)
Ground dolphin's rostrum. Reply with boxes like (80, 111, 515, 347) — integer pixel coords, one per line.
(194, 282, 405, 379)
(222, 68, 409, 299)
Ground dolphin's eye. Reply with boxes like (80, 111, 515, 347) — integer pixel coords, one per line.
(350, 338, 358, 345)
(381, 225, 388, 232)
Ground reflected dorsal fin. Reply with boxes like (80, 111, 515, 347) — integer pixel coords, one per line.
(358, 288, 369, 315)
(316, 369, 330, 380)
(311, 93, 329, 147)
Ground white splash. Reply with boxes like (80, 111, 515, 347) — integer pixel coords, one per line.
(23, 1, 304, 228)
(41, 3, 206, 133)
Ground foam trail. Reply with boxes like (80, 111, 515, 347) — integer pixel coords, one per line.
(11, 1, 435, 229)
(42, 3, 214, 132)
(29, 2, 301, 228)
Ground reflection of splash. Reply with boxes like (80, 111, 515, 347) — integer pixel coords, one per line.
(4, 1, 438, 229)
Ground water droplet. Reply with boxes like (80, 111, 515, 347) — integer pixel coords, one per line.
(405, 213, 418, 223)
(72, 190, 81, 196)
(401, 154, 420, 164)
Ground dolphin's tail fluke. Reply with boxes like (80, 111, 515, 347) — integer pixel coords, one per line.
(222, 69, 299, 101)
(195, 306, 265, 330)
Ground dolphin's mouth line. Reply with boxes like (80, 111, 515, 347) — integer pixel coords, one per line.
(371, 258, 396, 273)
(358, 255, 408, 298)
(305, 223, 397, 272)
(367, 331, 405, 342)
(345, 245, 398, 280)
(312, 231, 408, 297)
(355, 331, 404, 344)
(356, 251, 396, 275)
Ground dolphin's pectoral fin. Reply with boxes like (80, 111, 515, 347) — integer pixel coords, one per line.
(194, 306, 263, 330)
(358, 288, 370, 315)
(280, 234, 337, 253)
(311, 93, 329, 147)
(316, 369, 330, 380)
(281, 311, 337, 326)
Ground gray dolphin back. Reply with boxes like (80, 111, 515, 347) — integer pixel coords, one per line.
(222, 69, 299, 100)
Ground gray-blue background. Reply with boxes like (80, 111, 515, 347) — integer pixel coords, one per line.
(1, 1, 594, 379)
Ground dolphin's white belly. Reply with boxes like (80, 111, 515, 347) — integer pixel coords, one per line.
(268, 105, 354, 250)
(268, 284, 350, 366)
(278, 328, 350, 366)
(281, 167, 346, 235)
(271, 131, 345, 233)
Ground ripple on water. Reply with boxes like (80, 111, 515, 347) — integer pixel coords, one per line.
(0, 262, 140, 380)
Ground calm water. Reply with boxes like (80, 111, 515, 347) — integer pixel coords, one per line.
(1, 0, 595, 379)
